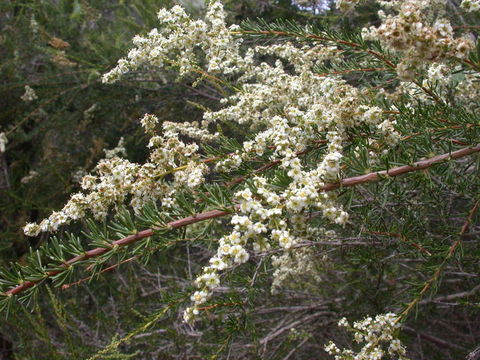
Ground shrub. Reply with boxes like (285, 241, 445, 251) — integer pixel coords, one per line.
(1, 0, 479, 358)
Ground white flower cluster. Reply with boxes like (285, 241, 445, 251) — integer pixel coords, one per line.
(72, 168, 87, 184)
(102, 2, 242, 83)
(30, 15, 39, 35)
(16, 0, 401, 319)
(461, 0, 480, 11)
(24, 117, 209, 236)
(83, 104, 97, 122)
(24, 157, 140, 236)
(104, 137, 127, 159)
(339, 1, 478, 110)
(140, 114, 158, 135)
(215, 152, 242, 173)
(396, 61, 480, 112)
(185, 159, 357, 322)
(424, 63, 451, 87)
(254, 42, 338, 74)
(335, 0, 361, 12)
(0, 132, 7, 153)
(270, 247, 324, 294)
(21, 85, 38, 102)
(362, 0, 475, 80)
(455, 72, 480, 112)
(20, 170, 39, 184)
(163, 121, 219, 142)
(325, 313, 409, 360)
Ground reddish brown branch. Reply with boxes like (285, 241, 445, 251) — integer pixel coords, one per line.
(62, 237, 195, 289)
(5, 210, 229, 296)
(321, 144, 480, 191)
(450, 199, 480, 257)
(3, 145, 479, 297)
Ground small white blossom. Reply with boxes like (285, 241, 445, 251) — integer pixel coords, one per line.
(140, 114, 159, 135)
(191, 290, 209, 305)
(21, 85, 38, 102)
(104, 137, 127, 159)
(336, 0, 361, 12)
(325, 313, 410, 360)
(0, 132, 7, 153)
(461, 0, 480, 11)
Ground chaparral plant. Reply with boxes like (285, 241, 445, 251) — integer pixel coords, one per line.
(0, 0, 479, 358)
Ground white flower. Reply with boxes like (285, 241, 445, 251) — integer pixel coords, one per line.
(218, 242, 232, 256)
(252, 222, 267, 234)
(228, 245, 243, 257)
(104, 137, 127, 159)
(0, 132, 7, 153)
(326, 313, 407, 360)
(335, 0, 360, 12)
(338, 317, 349, 327)
(23, 223, 41, 237)
(335, 210, 349, 225)
(21, 85, 37, 102)
(140, 114, 159, 134)
(203, 272, 220, 289)
(234, 248, 250, 264)
(461, 0, 480, 12)
(369, 348, 384, 360)
(325, 341, 341, 354)
(191, 290, 209, 304)
(209, 256, 228, 270)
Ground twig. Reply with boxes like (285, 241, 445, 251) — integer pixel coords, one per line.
(396, 199, 480, 323)
(419, 284, 480, 304)
(403, 326, 466, 351)
(260, 313, 331, 345)
(282, 336, 311, 360)
(60, 256, 137, 290)
(87, 303, 176, 360)
(4, 210, 230, 296)
(321, 144, 480, 191)
(365, 230, 432, 256)
(3, 145, 479, 297)
(467, 345, 480, 360)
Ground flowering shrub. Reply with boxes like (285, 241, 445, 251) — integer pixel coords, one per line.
(1, 0, 479, 358)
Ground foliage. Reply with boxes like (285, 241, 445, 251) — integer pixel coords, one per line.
(0, 0, 479, 359)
